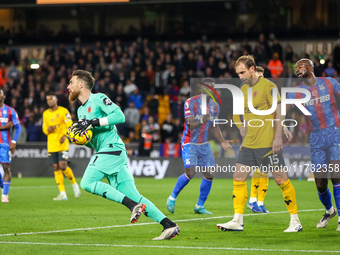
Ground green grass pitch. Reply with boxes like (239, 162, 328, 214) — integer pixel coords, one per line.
(1, 177, 340, 254)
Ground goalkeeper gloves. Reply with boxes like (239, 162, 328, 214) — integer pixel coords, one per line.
(72, 119, 100, 135)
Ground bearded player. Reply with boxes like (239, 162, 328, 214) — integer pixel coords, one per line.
(68, 69, 179, 240)
(287, 58, 340, 230)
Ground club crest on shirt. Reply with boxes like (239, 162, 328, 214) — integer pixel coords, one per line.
(103, 98, 113, 105)
(319, 84, 325, 90)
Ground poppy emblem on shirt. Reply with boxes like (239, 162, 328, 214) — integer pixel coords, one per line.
(56, 114, 59, 118)
(88, 107, 91, 113)
(312, 90, 318, 96)
(253, 91, 257, 97)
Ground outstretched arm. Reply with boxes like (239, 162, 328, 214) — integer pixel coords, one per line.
(211, 125, 233, 150)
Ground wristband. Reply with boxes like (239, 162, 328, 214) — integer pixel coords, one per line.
(98, 117, 108, 126)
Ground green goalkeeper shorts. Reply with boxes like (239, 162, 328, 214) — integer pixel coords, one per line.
(86, 150, 133, 180)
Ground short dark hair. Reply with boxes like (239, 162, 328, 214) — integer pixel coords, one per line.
(72, 70, 95, 91)
(235, 55, 256, 69)
(46, 92, 56, 97)
(255, 66, 264, 73)
(200, 77, 216, 89)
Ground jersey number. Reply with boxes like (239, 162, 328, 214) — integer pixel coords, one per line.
(268, 154, 279, 165)
(93, 156, 98, 164)
(62, 151, 69, 159)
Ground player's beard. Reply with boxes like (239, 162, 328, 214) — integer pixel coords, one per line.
(69, 90, 80, 103)
(298, 70, 308, 79)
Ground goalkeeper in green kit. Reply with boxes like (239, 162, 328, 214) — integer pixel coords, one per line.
(67, 70, 180, 240)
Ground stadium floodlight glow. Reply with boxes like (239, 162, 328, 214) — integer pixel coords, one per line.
(320, 59, 325, 65)
(30, 64, 40, 69)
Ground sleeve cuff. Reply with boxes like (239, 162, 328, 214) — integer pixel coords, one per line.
(99, 117, 109, 126)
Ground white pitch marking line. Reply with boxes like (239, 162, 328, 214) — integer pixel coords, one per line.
(0, 208, 324, 237)
(0, 241, 338, 253)
(10, 185, 67, 190)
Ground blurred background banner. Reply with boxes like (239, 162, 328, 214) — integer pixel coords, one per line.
(12, 143, 312, 178)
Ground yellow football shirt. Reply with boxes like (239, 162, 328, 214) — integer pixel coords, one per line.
(42, 106, 73, 152)
(239, 77, 281, 149)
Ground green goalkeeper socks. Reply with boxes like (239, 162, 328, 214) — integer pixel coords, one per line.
(118, 180, 166, 223)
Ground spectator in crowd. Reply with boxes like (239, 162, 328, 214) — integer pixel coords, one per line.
(179, 80, 190, 100)
(7, 61, 20, 82)
(136, 70, 150, 98)
(168, 79, 179, 117)
(271, 39, 283, 61)
(138, 126, 153, 157)
(324, 61, 335, 77)
(146, 95, 159, 119)
(124, 131, 138, 144)
(146, 116, 160, 142)
(267, 52, 283, 79)
(173, 118, 184, 143)
(161, 114, 175, 143)
(26, 112, 43, 142)
(124, 79, 137, 97)
(140, 106, 151, 122)
(127, 146, 138, 157)
(0, 36, 335, 147)
(113, 83, 127, 111)
(285, 45, 294, 63)
(259, 33, 271, 61)
(128, 87, 143, 110)
(285, 67, 298, 87)
(124, 101, 140, 136)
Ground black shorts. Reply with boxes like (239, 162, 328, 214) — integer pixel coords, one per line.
(48, 151, 69, 164)
(236, 147, 285, 171)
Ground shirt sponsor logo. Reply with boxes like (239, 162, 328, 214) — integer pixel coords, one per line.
(304, 94, 330, 106)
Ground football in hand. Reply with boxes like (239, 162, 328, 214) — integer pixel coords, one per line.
(67, 126, 93, 145)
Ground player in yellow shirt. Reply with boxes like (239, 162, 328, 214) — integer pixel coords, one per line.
(240, 66, 293, 213)
(42, 93, 81, 201)
(217, 55, 302, 232)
